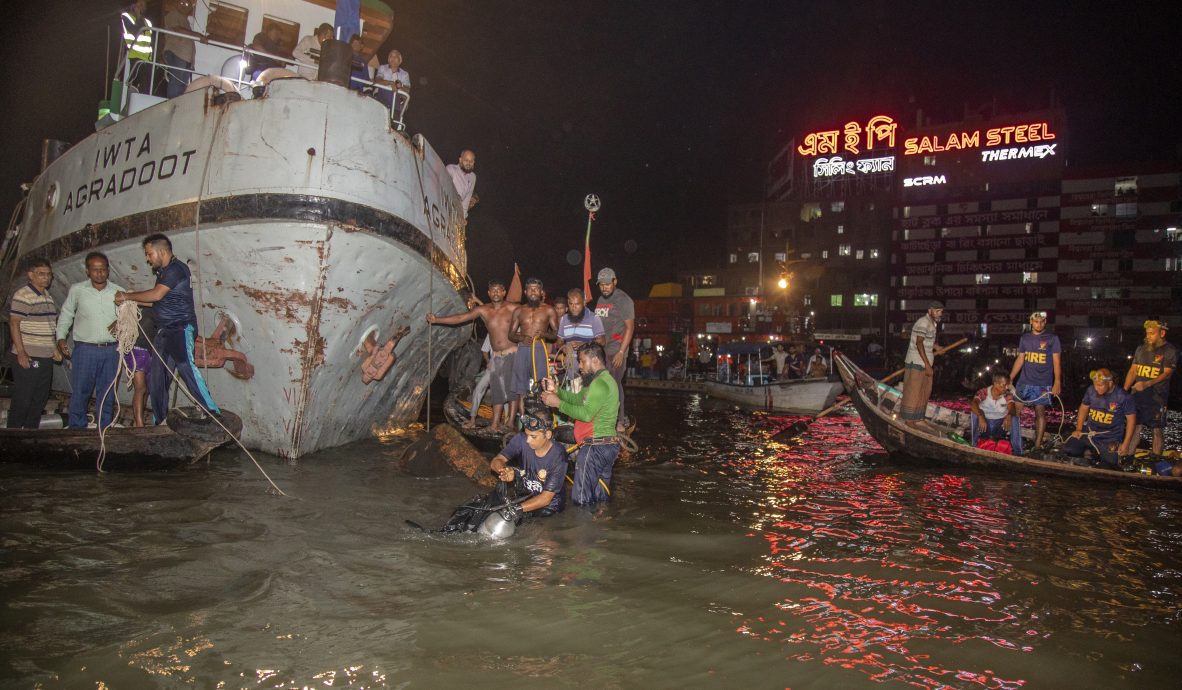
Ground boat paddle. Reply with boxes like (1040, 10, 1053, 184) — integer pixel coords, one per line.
(771, 337, 969, 441)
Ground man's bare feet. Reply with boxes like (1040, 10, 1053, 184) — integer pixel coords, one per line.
(462, 418, 478, 429)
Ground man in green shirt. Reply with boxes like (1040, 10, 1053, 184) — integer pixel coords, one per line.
(540, 341, 620, 505)
(56, 252, 126, 429)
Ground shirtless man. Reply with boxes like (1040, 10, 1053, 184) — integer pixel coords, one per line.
(427, 280, 519, 431)
(508, 278, 558, 414)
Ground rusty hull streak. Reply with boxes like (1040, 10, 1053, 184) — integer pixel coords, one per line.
(239, 284, 355, 323)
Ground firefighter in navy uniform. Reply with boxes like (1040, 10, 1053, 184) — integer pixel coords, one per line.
(1061, 368, 1137, 469)
(1123, 320, 1176, 456)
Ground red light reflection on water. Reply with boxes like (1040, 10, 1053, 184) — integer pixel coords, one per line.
(728, 413, 1032, 689)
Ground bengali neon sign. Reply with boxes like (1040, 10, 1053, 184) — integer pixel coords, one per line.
(797, 115, 898, 156)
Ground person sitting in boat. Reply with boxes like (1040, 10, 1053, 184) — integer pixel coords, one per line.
(1122, 320, 1175, 457)
(55, 252, 125, 430)
(488, 408, 569, 518)
(540, 342, 620, 506)
(114, 234, 221, 423)
(1060, 368, 1136, 469)
(805, 347, 828, 379)
(1008, 311, 1062, 450)
(968, 372, 1022, 455)
(554, 288, 604, 384)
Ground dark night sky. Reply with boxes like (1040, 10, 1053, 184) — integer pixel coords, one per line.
(4, 1, 1181, 294)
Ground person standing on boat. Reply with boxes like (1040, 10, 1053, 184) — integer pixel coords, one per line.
(508, 279, 558, 410)
(55, 252, 125, 430)
(1062, 368, 1136, 468)
(161, 0, 203, 99)
(594, 268, 635, 432)
(373, 49, 410, 119)
(770, 344, 788, 381)
(900, 301, 944, 432)
(540, 342, 620, 505)
(446, 151, 478, 219)
(489, 409, 569, 517)
(120, 0, 154, 96)
(5, 259, 62, 429)
(427, 280, 519, 432)
(554, 288, 604, 383)
(1008, 311, 1062, 450)
(1123, 320, 1176, 456)
(114, 234, 220, 422)
(969, 372, 1022, 454)
(292, 23, 334, 80)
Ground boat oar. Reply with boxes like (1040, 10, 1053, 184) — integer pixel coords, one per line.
(877, 337, 969, 386)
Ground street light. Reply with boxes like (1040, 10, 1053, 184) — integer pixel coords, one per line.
(777, 273, 789, 290)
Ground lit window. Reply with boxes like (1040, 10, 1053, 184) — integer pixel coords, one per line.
(800, 252, 812, 259)
(1023, 272, 1038, 284)
(923, 155, 936, 166)
(976, 273, 991, 284)
(854, 293, 878, 307)
(803, 294, 812, 306)
(1025, 222, 1033, 234)
(855, 249, 864, 259)
(903, 206, 911, 218)
(1115, 203, 1137, 218)
(747, 252, 760, 263)
(822, 250, 829, 259)
(830, 294, 843, 307)
(837, 224, 844, 234)
(839, 244, 851, 256)
(870, 249, 879, 259)
(774, 252, 787, 262)
(1091, 204, 1109, 217)
(729, 253, 737, 264)
(1115, 176, 1137, 195)
(831, 201, 845, 212)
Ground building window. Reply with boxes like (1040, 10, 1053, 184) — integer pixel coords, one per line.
(803, 294, 812, 306)
(830, 294, 843, 307)
(903, 206, 911, 219)
(1115, 203, 1137, 218)
(838, 244, 851, 256)
(800, 252, 812, 259)
(1115, 176, 1137, 196)
(923, 155, 936, 167)
(870, 248, 879, 259)
(774, 252, 787, 262)
(801, 203, 822, 221)
(700, 275, 715, 286)
(976, 273, 991, 284)
(837, 224, 845, 234)
(208, 1, 249, 45)
(1023, 272, 1038, 284)
(1166, 227, 1181, 241)
(822, 250, 829, 259)
(729, 253, 737, 264)
(855, 249, 864, 259)
(831, 201, 845, 212)
(1090, 204, 1109, 217)
(747, 252, 760, 263)
(854, 293, 878, 307)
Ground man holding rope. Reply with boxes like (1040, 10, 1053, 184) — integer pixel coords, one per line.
(56, 252, 124, 429)
(1061, 368, 1136, 469)
(114, 234, 220, 423)
(1008, 311, 1062, 450)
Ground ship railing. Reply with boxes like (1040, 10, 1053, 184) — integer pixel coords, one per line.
(122, 26, 409, 131)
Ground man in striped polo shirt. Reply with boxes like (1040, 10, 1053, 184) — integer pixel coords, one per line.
(6, 259, 62, 428)
(554, 288, 604, 383)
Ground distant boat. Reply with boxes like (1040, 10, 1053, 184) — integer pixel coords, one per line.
(704, 341, 843, 413)
(0, 0, 467, 458)
(833, 352, 1182, 490)
(0, 408, 242, 470)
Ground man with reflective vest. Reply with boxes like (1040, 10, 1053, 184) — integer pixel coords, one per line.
(122, 0, 155, 96)
(540, 341, 620, 506)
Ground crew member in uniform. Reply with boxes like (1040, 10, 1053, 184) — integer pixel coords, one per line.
(540, 342, 620, 506)
(1008, 310, 1062, 449)
(115, 234, 220, 423)
(1061, 368, 1136, 469)
(1122, 320, 1175, 456)
(489, 409, 569, 517)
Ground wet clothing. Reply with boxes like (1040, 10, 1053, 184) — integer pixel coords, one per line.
(153, 258, 197, 329)
(1129, 343, 1176, 428)
(556, 370, 619, 442)
(1016, 384, 1053, 408)
(498, 432, 568, 514)
(487, 350, 514, 405)
(1015, 331, 1061, 389)
(571, 442, 620, 506)
(149, 324, 220, 422)
(511, 340, 549, 396)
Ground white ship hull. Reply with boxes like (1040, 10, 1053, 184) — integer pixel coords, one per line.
(6, 80, 468, 458)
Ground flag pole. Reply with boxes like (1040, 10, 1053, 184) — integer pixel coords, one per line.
(583, 193, 601, 300)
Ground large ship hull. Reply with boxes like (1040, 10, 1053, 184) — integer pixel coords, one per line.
(5, 80, 468, 458)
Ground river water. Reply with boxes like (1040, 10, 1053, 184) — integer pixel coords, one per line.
(2, 391, 1181, 689)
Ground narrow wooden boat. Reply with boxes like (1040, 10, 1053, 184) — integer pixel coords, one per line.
(704, 377, 845, 414)
(832, 353, 1182, 489)
(0, 408, 243, 471)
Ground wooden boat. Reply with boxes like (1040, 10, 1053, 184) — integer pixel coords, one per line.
(0, 408, 243, 471)
(704, 377, 845, 414)
(832, 353, 1182, 490)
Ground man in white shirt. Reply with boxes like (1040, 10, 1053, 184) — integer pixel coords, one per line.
(292, 23, 333, 80)
(900, 301, 944, 431)
(446, 150, 478, 219)
(374, 49, 409, 122)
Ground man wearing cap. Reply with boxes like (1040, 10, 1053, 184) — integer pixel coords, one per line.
(594, 267, 634, 432)
(900, 301, 944, 432)
(1008, 311, 1062, 449)
(1123, 320, 1176, 456)
(1062, 368, 1136, 468)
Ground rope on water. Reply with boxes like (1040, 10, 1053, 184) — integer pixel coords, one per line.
(102, 302, 288, 496)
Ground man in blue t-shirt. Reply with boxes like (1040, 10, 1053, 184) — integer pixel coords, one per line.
(1008, 311, 1062, 449)
(115, 234, 220, 423)
(1060, 368, 1136, 469)
(489, 408, 568, 516)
